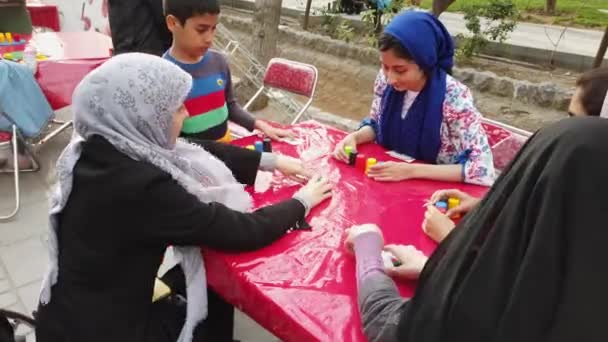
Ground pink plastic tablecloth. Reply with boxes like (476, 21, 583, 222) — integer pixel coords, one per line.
(205, 120, 488, 342)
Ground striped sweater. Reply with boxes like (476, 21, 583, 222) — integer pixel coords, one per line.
(163, 49, 256, 141)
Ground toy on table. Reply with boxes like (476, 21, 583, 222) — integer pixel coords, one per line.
(344, 145, 353, 156)
(263, 138, 272, 152)
(252, 139, 273, 153)
(348, 151, 358, 166)
(435, 200, 448, 214)
(254, 141, 264, 152)
(355, 153, 366, 171)
(2, 51, 48, 62)
(381, 251, 402, 268)
(447, 197, 461, 218)
(343, 145, 359, 166)
(0, 32, 26, 46)
(365, 158, 377, 175)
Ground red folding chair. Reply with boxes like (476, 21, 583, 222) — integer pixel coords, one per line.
(243, 58, 318, 125)
(481, 117, 532, 173)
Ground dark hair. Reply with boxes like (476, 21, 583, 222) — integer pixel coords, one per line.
(378, 33, 413, 61)
(164, 0, 220, 24)
(576, 67, 608, 117)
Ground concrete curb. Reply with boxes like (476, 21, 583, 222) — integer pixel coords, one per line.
(221, 14, 574, 111)
(453, 68, 573, 111)
(306, 107, 360, 131)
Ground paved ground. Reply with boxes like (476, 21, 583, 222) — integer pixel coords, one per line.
(0, 108, 280, 341)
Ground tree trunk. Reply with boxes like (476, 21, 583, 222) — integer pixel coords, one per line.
(303, 0, 313, 30)
(545, 0, 557, 14)
(432, 0, 456, 17)
(594, 26, 608, 68)
(252, 0, 282, 66)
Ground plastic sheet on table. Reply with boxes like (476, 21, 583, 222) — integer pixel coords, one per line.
(205, 120, 490, 342)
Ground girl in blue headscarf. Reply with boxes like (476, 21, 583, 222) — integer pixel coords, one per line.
(333, 11, 495, 186)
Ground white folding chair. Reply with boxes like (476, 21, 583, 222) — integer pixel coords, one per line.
(0, 59, 104, 221)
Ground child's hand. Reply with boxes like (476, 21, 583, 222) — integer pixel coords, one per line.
(276, 155, 311, 183)
(383, 244, 428, 280)
(333, 134, 357, 163)
(343, 224, 384, 255)
(367, 161, 417, 182)
(422, 205, 456, 243)
(256, 121, 294, 140)
(429, 189, 480, 218)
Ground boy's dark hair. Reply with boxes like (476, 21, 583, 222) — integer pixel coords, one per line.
(164, 0, 220, 24)
(576, 67, 608, 117)
(378, 33, 413, 61)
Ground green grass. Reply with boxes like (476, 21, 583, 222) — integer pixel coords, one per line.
(418, 0, 608, 28)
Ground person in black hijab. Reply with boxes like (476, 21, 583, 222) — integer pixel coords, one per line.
(423, 67, 608, 243)
(108, 0, 171, 56)
(345, 117, 608, 341)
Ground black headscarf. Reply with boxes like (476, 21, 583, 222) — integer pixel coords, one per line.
(399, 117, 608, 342)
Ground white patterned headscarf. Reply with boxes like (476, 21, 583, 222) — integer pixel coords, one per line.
(39, 53, 252, 342)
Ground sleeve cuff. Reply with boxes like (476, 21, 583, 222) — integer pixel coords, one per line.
(259, 152, 277, 171)
(359, 118, 379, 137)
(292, 195, 311, 217)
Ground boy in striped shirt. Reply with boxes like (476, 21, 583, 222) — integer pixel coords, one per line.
(163, 0, 291, 142)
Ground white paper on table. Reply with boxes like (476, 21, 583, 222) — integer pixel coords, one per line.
(386, 151, 415, 163)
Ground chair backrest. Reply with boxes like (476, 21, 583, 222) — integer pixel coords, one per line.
(481, 118, 532, 172)
(262, 58, 318, 98)
(0, 132, 10, 142)
(0, 60, 54, 138)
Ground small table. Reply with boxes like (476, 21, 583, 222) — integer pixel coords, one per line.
(0, 31, 113, 109)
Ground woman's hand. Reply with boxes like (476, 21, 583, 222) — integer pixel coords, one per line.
(383, 244, 428, 280)
(343, 224, 384, 255)
(292, 175, 334, 210)
(333, 134, 358, 163)
(422, 205, 456, 243)
(430, 189, 480, 217)
(367, 161, 418, 182)
(275, 155, 311, 183)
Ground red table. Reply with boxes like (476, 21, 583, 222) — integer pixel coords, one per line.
(27, 2, 60, 31)
(207, 121, 488, 342)
(0, 31, 112, 110)
(32, 32, 112, 109)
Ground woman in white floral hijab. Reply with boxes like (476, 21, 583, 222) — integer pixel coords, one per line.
(35, 53, 332, 342)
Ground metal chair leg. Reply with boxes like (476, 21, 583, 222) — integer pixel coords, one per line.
(0, 125, 20, 221)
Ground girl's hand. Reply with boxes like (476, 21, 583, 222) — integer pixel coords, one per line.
(429, 189, 480, 217)
(367, 162, 417, 182)
(422, 205, 456, 243)
(333, 134, 357, 163)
